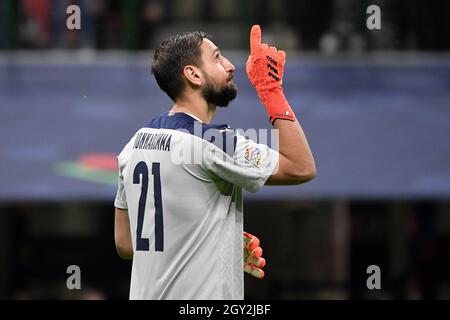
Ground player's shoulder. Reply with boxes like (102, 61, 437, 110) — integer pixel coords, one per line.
(200, 122, 237, 157)
(144, 111, 232, 133)
(145, 112, 195, 131)
(144, 112, 237, 156)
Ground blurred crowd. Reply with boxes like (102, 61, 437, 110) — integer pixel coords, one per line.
(1, 0, 167, 49)
(1, 0, 449, 51)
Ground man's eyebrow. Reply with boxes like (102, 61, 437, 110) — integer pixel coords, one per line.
(212, 48, 220, 56)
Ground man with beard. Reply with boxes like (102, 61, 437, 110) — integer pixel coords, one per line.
(114, 25, 316, 300)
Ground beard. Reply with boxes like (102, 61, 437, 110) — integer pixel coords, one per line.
(201, 73, 237, 107)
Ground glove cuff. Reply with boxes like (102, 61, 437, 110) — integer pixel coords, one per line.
(257, 86, 296, 125)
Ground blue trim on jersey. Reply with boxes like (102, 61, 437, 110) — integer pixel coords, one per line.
(144, 112, 237, 157)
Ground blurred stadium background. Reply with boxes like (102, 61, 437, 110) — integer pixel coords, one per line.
(0, 0, 450, 300)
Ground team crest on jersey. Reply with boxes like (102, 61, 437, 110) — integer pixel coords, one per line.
(244, 146, 263, 168)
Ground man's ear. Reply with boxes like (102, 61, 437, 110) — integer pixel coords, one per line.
(183, 65, 202, 87)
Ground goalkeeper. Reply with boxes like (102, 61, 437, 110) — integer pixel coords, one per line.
(114, 25, 316, 299)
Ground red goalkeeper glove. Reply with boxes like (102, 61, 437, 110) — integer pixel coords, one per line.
(246, 24, 296, 125)
(243, 231, 266, 279)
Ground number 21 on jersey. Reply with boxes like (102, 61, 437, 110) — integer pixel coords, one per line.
(133, 161, 164, 252)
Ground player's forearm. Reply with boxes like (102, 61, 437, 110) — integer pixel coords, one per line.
(114, 208, 134, 260)
(246, 24, 316, 183)
(115, 231, 134, 260)
(117, 249, 133, 260)
(274, 118, 316, 180)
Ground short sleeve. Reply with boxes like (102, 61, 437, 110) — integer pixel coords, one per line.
(114, 164, 128, 209)
(114, 140, 133, 210)
(203, 130, 279, 193)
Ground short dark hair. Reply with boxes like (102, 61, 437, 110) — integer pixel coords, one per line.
(151, 31, 208, 101)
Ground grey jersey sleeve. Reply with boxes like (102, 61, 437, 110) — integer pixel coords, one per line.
(114, 166, 127, 209)
(203, 130, 279, 192)
(114, 140, 134, 210)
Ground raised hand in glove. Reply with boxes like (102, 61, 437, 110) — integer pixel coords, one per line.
(246, 24, 296, 125)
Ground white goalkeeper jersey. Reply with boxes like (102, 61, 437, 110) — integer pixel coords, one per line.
(114, 111, 278, 300)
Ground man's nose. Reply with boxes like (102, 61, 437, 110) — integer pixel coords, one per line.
(223, 57, 235, 73)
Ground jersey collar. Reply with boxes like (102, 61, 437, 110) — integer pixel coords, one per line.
(168, 111, 203, 123)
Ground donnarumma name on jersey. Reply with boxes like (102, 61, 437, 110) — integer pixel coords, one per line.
(133, 132, 172, 151)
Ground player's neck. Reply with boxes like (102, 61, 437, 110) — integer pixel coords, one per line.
(171, 96, 216, 124)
